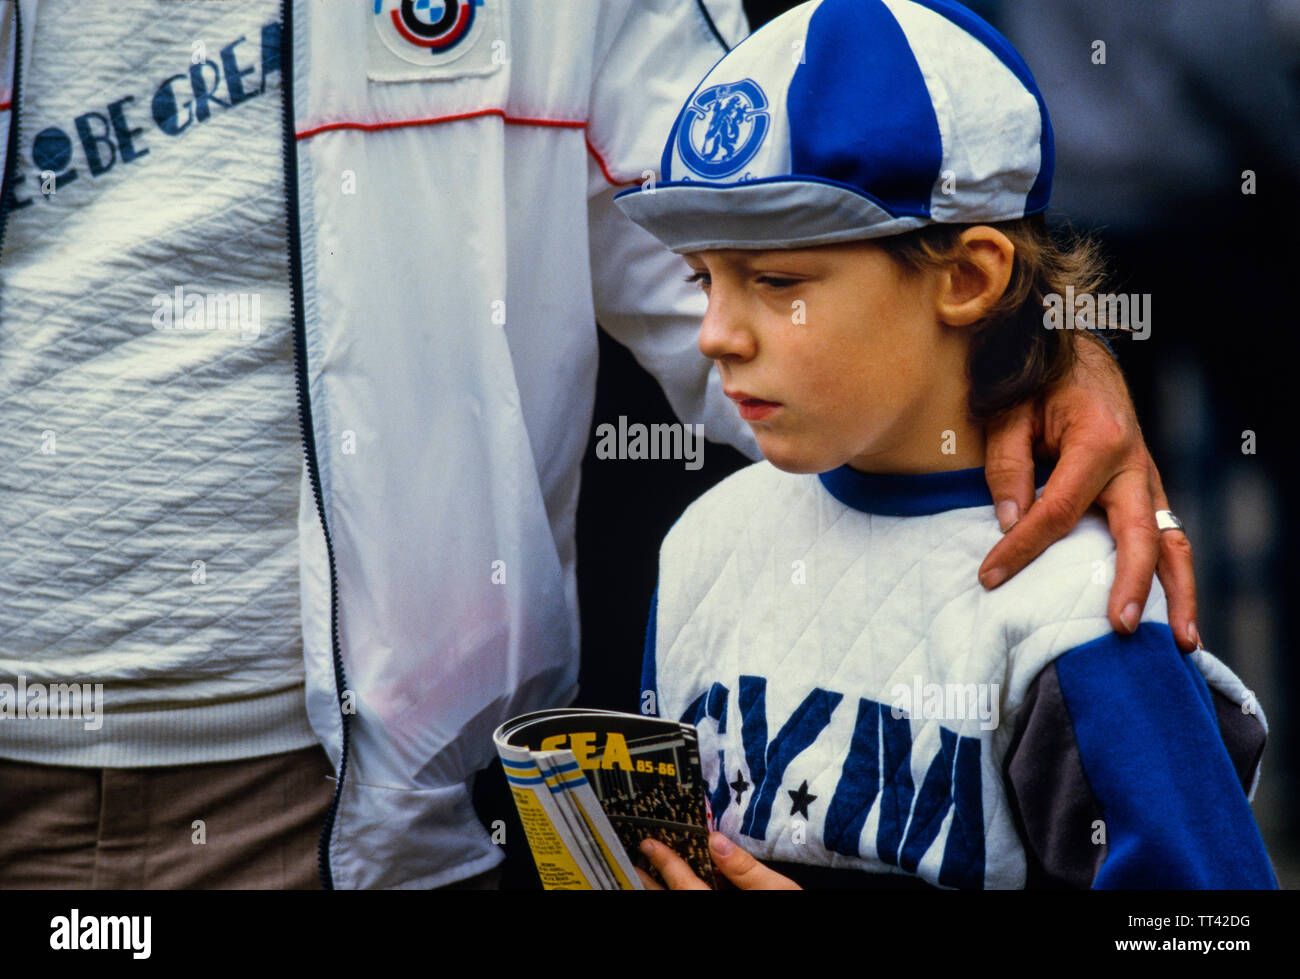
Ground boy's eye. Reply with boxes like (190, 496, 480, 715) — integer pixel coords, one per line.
(683, 271, 799, 290)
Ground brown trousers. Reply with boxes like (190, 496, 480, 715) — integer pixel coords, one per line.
(0, 745, 335, 889)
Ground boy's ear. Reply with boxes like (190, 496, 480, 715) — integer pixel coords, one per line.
(936, 226, 1015, 327)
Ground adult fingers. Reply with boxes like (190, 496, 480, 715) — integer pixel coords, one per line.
(1147, 455, 1199, 652)
(979, 441, 1110, 590)
(1096, 464, 1159, 637)
(983, 399, 1040, 532)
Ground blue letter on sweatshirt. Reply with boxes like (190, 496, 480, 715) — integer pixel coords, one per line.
(681, 682, 732, 822)
(738, 676, 842, 840)
(825, 697, 985, 886)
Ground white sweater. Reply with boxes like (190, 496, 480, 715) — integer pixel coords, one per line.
(647, 461, 1274, 888)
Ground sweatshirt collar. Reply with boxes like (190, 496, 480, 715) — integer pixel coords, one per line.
(818, 462, 1054, 516)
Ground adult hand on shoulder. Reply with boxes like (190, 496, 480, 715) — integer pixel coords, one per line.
(979, 335, 1199, 653)
(637, 833, 802, 890)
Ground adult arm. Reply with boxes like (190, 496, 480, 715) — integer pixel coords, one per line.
(585, 0, 761, 461)
(981, 335, 1199, 652)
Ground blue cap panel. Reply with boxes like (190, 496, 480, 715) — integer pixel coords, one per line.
(789, 0, 942, 219)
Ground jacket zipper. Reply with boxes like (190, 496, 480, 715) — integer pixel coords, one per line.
(279, 0, 352, 890)
(0, 0, 23, 262)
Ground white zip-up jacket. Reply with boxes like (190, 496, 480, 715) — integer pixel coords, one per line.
(0, 0, 755, 889)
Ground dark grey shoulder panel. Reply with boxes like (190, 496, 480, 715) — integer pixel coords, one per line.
(1003, 663, 1105, 889)
(1210, 686, 1267, 793)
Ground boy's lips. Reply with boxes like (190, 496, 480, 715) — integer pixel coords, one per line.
(726, 390, 781, 422)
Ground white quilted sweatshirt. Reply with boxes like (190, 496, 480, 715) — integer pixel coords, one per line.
(647, 461, 1276, 889)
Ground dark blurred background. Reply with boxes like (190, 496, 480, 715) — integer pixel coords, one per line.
(490, 0, 1300, 888)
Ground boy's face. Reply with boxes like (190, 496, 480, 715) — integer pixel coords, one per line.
(684, 241, 979, 475)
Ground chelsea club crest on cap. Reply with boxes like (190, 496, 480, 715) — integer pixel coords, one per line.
(677, 79, 772, 179)
(368, 0, 504, 83)
(616, 0, 1055, 253)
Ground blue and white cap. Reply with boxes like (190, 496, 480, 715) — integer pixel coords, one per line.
(615, 0, 1054, 253)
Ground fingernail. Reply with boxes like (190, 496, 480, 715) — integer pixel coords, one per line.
(640, 839, 656, 856)
(709, 833, 733, 857)
(1187, 621, 1200, 649)
(980, 567, 1007, 589)
(1121, 602, 1140, 634)
(995, 500, 1020, 532)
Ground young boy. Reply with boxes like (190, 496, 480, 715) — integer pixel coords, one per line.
(614, 0, 1275, 889)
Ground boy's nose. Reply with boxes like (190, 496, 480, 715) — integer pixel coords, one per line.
(697, 291, 756, 362)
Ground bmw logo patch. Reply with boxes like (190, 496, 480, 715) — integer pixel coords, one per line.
(370, 0, 501, 80)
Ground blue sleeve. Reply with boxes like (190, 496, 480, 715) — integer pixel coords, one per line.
(1052, 622, 1276, 889)
(641, 585, 659, 717)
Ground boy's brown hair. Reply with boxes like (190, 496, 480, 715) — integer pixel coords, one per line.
(875, 214, 1109, 421)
